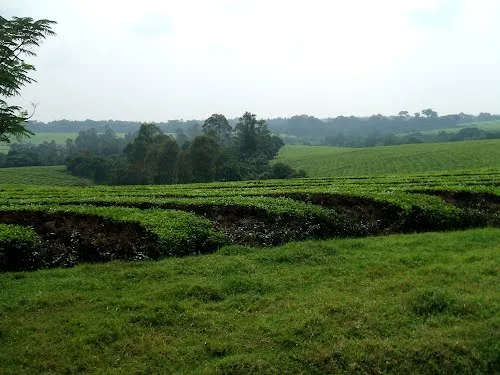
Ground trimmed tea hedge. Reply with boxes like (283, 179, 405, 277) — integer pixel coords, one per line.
(0, 206, 227, 272)
(0, 224, 42, 272)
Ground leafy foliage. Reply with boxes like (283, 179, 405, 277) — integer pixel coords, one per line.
(64, 112, 303, 185)
(0, 16, 56, 142)
(0, 167, 497, 263)
(0, 223, 41, 271)
(0, 141, 65, 167)
(0, 205, 226, 271)
(203, 113, 232, 146)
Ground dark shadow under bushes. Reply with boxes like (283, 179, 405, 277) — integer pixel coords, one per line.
(0, 211, 205, 272)
(410, 190, 500, 226)
(56, 200, 362, 247)
(54, 191, 496, 248)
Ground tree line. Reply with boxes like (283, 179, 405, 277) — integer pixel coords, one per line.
(65, 112, 305, 184)
(22, 110, 500, 148)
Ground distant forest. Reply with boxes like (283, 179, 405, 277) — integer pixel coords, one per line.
(25, 110, 500, 147)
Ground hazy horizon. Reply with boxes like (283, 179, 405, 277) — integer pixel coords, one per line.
(27, 110, 499, 124)
(2, 0, 500, 123)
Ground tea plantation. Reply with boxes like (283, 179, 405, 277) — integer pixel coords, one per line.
(274, 139, 500, 177)
(0, 142, 499, 373)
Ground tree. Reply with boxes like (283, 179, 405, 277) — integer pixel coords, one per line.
(146, 134, 179, 184)
(176, 150, 192, 183)
(189, 135, 219, 182)
(478, 112, 492, 121)
(234, 112, 265, 157)
(215, 148, 241, 181)
(0, 16, 56, 143)
(175, 127, 188, 148)
(421, 108, 438, 119)
(124, 123, 163, 181)
(287, 115, 325, 137)
(398, 111, 409, 119)
(185, 122, 202, 140)
(202, 114, 232, 146)
(369, 114, 385, 121)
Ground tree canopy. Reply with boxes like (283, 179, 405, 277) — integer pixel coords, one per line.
(0, 16, 56, 143)
(202, 114, 232, 146)
(62, 113, 305, 185)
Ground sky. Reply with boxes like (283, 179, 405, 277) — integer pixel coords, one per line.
(2, 0, 500, 122)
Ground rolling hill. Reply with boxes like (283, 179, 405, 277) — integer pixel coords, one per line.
(0, 166, 92, 186)
(274, 139, 500, 177)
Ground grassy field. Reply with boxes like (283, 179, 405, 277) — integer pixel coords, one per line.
(0, 132, 77, 154)
(274, 139, 500, 177)
(0, 132, 129, 154)
(396, 120, 500, 136)
(1, 228, 498, 374)
(460, 119, 500, 131)
(0, 166, 92, 185)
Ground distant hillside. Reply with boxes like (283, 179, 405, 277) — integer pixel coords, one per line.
(0, 166, 92, 186)
(273, 139, 500, 177)
(0, 132, 129, 154)
(397, 119, 500, 136)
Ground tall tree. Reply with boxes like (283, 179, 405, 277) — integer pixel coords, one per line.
(124, 123, 163, 182)
(202, 114, 232, 146)
(234, 112, 282, 159)
(146, 134, 179, 184)
(0, 16, 56, 142)
(189, 135, 219, 182)
(175, 127, 188, 148)
(421, 108, 438, 119)
(234, 112, 261, 157)
(398, 111, 409, 119)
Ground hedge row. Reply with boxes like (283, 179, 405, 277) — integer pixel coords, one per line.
(0, 205, 227, 272)
(0, 224, 42, 272)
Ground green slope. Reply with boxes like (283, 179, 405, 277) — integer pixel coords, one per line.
(274, 139, 500, 176)
(0, 166, 92, 186)
(0, 132, 77, 154)
(0, 132, 129, 153)
(1, 229, 498, 374)
(396, 119, 500, 136)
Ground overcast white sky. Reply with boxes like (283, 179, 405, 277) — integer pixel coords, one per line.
(2, 0, 499, 122)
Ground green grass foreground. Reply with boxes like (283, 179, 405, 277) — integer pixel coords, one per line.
(274, 139, 500, 177)
(1, 229, 499, 374)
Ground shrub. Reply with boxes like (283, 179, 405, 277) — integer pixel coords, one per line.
(0, 224, 42, 272)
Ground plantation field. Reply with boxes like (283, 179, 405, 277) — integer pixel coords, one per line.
(0, 163, 499, 373)
(396, 120, 500, 136)
(0, 167, 499, 270)
(1, 228, 499, 374)
(430, 122, 500, 135)
(273, 139, 500, 177)
(0, 132, 128, 154)
(0, 166, 92, 186)
(0, 132, 77, 154)
(460, 119, 500, 131)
